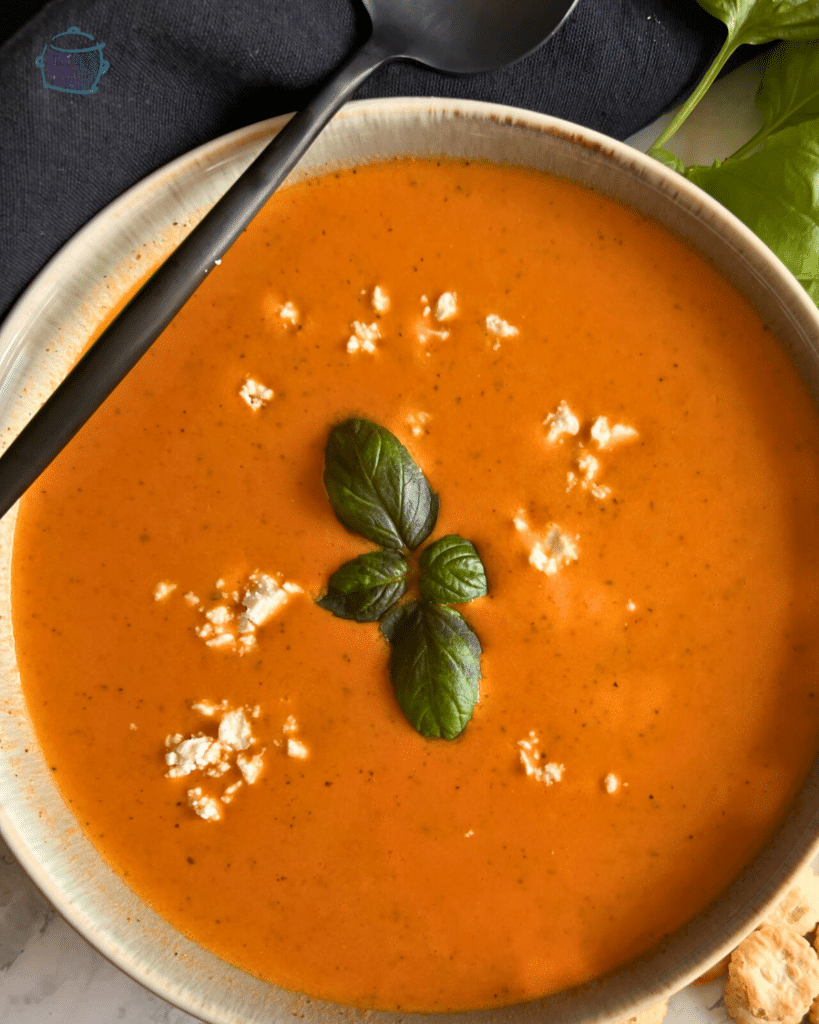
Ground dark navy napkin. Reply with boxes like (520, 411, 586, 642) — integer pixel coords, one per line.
(0, 0, 729, 324)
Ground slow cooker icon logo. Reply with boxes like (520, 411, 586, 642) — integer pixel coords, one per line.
(35, 26, 109, 94)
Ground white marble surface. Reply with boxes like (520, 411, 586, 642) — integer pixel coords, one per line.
(0, 55, 778, 1024)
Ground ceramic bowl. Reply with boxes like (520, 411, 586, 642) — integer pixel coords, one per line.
(1, 98, 819, 1024)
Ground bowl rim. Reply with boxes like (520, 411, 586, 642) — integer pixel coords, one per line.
(2, 95, 819, 1024)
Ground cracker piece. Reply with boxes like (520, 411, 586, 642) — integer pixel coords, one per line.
(724, 923, 819, 1024)
(611, 999, 668, 1024)
(767, 866, 819, 936)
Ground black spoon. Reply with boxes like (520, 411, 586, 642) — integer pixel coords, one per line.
(0, 0, 579, 517)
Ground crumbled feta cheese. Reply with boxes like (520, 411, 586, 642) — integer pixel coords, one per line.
(627, 600, 636, 612)
(188, 787, 222, 822)
(577, 451, 600, 480)
(166, 735, 229, 778)
(434, 292, 458, 321)
(191, 700, 226, 717)
(603, 773, 620, 794)
(183, 592, 200, 607)
(371, 285, 390, 313)
(287, 738, 309, 759)
(129, 722, 137, 731)
(422, 304, 431, 317)
(590, 416, 638, 449)
(221, 781, 243, 804)
(205, 605, 233, 626)
(239, 377, 274, 411)
(513, 510, 529, 533)
(205, 632, 235, 649)
(279, 301, 299, 325)
(517, 732, 564, 785)
(188, 573, 301, 655)
(218, 709, 253, 751)
(406, 412, 431, 437)
(347, 321, 380, 354)
(242, 572, 291, 627)
(543, 401, 580, 445)
(573, 450, 611, 500)
(166, 703, 269, 818)
(485, 314, 519, 338)
(416, 324, 450, 344)
(237, 751, 265, 784)
(566, 471, 577, 492)
(281, 716, 308, 759)
(529, 525, 579, 576)
(153, 580, 177, 601)
(576, 451, 611, 500)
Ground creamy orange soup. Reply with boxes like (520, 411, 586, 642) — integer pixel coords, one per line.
(12, 159, 819, 1013)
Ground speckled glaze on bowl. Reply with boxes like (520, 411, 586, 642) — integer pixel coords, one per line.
(1, 98, 819, 1024)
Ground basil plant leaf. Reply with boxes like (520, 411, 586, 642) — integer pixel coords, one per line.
(419, 535, 488, 605)
(324, 418, 439, 551)
(647, 146, 687, 173)
(686, 119, 819, 298)
(380, 598, 416, 643)
(756, 41, 819, 135)
(386, 600, 481, 740)
(696, 0, 819, 47)
(317, 550, 408, 622)
(652, 2, 819, 156)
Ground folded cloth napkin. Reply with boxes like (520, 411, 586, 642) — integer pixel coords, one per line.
(0, 0, 727, 324)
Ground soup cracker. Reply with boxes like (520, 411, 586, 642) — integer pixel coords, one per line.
(724, 924, 819, 1024)
(767, 867, 819, 937)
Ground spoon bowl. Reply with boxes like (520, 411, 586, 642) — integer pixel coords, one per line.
(363, 0, 579, 73)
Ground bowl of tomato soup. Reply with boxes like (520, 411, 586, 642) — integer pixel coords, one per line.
(2, 98, 819, 1024)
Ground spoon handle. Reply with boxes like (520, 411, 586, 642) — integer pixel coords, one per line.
(0, 32, 394, 519)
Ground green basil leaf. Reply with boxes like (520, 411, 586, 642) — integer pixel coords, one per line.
(686, 119, 819, 298)
(324, 418, 439, 551)
(647, 147, 687, 173)
(317, 550, 407, 622)
(386, 601, 481, 740)
(653, 2, 819, 155)
(419, 534, 488, 605)
(696, 0, 819, 47)
(756, 41, 819, 136)
(380, 598, 416, 643)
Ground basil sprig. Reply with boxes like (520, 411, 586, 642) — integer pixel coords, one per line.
(646, 5, 819, 308)
(317, 549, 408, 622)
(381, 600, 481, 740)
(324, 418, 439, 550)
(319, 418, 487, 740)
(419, 535, 487, 605)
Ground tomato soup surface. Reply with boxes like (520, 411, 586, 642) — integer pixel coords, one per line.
(12, 159, 819, 1012)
